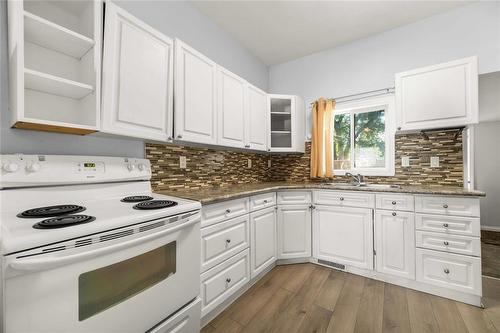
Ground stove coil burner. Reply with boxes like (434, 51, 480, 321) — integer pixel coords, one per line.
(33, 215, 96, 229)
(18, 205, 86, 218)
(133, 200, 178, 210)
(121, 196, 154, 203)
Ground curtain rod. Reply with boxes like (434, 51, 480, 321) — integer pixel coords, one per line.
(310, 87, 395, 106)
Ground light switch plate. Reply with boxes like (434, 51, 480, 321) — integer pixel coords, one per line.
(401, 156, 410, 167)
(430, 156, 440, 168)
(179, 156, 187, 169)
(268, 159, 271, 168)
(247, 159, 252, 169)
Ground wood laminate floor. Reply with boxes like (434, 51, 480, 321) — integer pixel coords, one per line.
(202, 263, 500, 333)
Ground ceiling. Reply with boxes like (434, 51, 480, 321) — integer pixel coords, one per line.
(192, 1, 473, 65)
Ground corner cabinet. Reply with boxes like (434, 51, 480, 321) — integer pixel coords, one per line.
(277, 205, 311, 259)
(395, 56, 478, 131)
(268, 94, 305, 152)
(250, 206, 277, 278)
(7, 0, 102, 134)
(174, 39, 218, 145)
(101, 2, 174, 142)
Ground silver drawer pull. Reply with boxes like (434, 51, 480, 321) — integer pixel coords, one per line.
(226, 278, 232, 283)
(443, 204, 449, 209)
(226, 239, 231, 244)
(444, 268, 450, 274)
(340, 197, 344, 201)
(225, 209, 231, 214)
(443, 223, 449, 228)
(444, 241, 449, 246)
(392, 212, 397, 216)
(392, 201, 397, 205)
(263, 200, 268, 203)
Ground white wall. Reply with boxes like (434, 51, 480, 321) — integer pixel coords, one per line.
(0, 0, 268, 157)
(269, 1, 500, 138)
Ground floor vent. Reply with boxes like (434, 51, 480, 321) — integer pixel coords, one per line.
(318, 259, 346, 270)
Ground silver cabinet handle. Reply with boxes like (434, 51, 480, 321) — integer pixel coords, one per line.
(167, 136, 172, 141)
(444, 241, 449, 246)
(226, 239, 231, 244)
(392, 212, 397, 216)
(397, 126, 402, 130)
(444, 268, 450, 274)
(340, 197, 344, 201)
(226, 278, 232, 283)
(309, 205, 316, 210)
(392, 201, 397, 205)
(443, 204, 449, 209)
(177, 135, 182, 139)
(443, 223, 449, 228)
(263, 200, 268, 203)
(225, 209, 231, 214)
(245, 144, 250, 148)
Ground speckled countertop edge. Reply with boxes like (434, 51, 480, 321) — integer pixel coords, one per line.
(156, 182, 485, 205)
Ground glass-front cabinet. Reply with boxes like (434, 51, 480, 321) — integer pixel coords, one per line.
(268, 94, 305, 153)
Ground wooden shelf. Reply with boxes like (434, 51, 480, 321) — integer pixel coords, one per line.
(24, 11, 94, 59)
(24, 68, 93, 99)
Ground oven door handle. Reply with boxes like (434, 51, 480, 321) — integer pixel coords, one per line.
(8, 216, 200, 272)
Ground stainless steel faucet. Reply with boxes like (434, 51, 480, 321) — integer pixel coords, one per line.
(345, 172, 365, 186)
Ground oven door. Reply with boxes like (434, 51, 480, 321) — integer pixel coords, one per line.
(3, 211, 201, 333)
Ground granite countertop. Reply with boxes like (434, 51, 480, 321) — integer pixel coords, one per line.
(156, 182, 486, 205)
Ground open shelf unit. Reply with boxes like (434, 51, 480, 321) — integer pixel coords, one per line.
(8, 0, 102, 134)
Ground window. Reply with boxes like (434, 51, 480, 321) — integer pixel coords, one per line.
(333, 96, 395, 176)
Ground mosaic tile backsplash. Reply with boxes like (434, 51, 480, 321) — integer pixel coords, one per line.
(146, 129, 464, 191)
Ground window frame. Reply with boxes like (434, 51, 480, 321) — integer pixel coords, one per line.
(333, 95, 396, 176)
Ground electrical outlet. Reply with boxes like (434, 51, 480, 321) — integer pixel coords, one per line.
(268, 159, 271, 168)
(247, 159, 252, 169)
(179, 156, 187, 169)
(430, 156, 440, 168)
(401, 156, 410, 167)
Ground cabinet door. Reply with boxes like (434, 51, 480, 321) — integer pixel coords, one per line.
(101, 2, 173, 141)
(174, 39, 217, 144)
(375, 210, 415, 279)
(268, 94, 295, 152)
(277, 205, 311, 259)
(395, 56, 478, 131)
(246, 85, 267, 151)
(250, 206, 277, 278)
(217, 67, 246, 148)
(313, 205, 373, 270)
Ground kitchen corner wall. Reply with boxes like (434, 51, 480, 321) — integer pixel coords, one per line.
(147, 129, 463, 192)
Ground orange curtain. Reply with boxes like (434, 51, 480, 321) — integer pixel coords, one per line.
(310, 98, 335, 178)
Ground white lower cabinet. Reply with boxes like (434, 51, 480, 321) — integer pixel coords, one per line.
(200, 249, 250, 317)
(375, 210, 415, 279)
(313, 205, 373, 270)
(250, 206, 277, 278)
(277, 205, 311, 259)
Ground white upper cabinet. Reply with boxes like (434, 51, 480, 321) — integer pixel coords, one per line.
(101, 2, 173, 142)
(395, 56, 478, 131)
(217, 67, 247, 148)
(174, 39, 218, 145)
(268, 94, 305, 153)
(246, 85, 268, 151)
(8, 0, 102, 135)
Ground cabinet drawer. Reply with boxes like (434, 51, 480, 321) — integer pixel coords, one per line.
(376, 194, 414, 211)
(415, 214, 480, 237)
(201, 215, 249, 272)
(415, 196, 480, 217)
(416, 249, 481, 295)
(314, 190, 375, 208)
(277, 191, 311, 205)
(250, 192, 276, 211)
(202, 197, 249, 227)
(416, 231, 480, 257)
(200, 249, 250, 316)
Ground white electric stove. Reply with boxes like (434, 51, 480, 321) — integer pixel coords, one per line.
(0, 154, 202, 333)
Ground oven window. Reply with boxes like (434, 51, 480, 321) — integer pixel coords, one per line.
(78, 241, 176, 321)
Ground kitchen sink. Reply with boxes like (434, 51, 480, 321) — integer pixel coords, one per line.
(325, 183, 401, 189)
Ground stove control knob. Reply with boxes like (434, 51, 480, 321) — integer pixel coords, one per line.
(3, 162, 19, 173)
(26, 162, 41, 173)
(138, 163, 146, 171)
(127, 163, 136, 171)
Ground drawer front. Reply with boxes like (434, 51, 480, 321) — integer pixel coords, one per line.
(277, 191, 312, 205)
(314, 190, 375, 208)
(416, 231, 481, 257)
(250, 192, 276, 211)
(415, 214, 480, 237)
(201, 214, 250, 272)
(415, 196, 480, 217)
(202, 197, 249, 227)
(200, 249, 250, 316)
(416, 249, 481, 295)
(376, 194, 414, 211)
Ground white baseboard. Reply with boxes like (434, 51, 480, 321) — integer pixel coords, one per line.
(481, 225, 500, 232)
